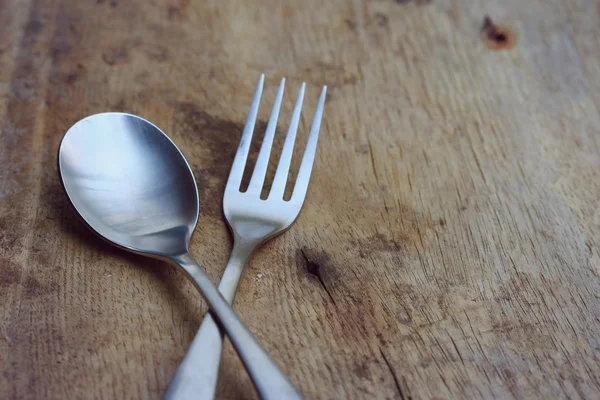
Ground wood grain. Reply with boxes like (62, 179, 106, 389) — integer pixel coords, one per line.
(1, 0, 600, 398)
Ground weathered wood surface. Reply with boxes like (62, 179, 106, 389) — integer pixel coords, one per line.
(1, 0, 600, 398)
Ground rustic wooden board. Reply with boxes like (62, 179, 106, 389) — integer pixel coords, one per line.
(1, 0, 600, 398)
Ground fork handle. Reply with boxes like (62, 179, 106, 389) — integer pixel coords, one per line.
(167, 249, 299, 400)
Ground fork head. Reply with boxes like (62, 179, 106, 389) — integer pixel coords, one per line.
(223, 74, 327, 245)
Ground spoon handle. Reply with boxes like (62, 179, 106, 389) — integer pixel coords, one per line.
(168, 253, 302, 400)
(165, 242, 254, 400)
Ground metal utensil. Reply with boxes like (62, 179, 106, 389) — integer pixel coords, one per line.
(165, 75, 327, 399)
(57, 112, 301, 400)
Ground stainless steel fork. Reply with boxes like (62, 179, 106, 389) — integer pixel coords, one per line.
(165, 75, 327, 400)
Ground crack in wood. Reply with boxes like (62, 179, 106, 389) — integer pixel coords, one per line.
(367, 138, 380, 186)
(379, 346, 410, 400)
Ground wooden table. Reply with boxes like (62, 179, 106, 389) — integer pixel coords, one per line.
(2, 0, 599, 398)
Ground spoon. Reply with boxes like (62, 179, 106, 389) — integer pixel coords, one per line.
(58, 112, 302, 400)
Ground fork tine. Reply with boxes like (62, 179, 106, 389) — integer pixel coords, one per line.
(291, 86, 327, 202)
(269, 82, 305, 199)
(247, 78, 285, 194)
(226, 74, 264, 190)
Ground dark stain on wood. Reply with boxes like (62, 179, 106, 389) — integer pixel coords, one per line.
(167, 0, 190, 21)
(0, 260, 22, 288)
(355, 233, 402, 256)
(350, 204, 440, 258)
(171, 101, 287, 217)
(0, 216, 21, 254)
(299, 61, 357, 101)
(145, 45, 169, 62)
(353, 360, 370, 379)
(49, 12, 76, 64)
(168, 6, 181, 20)
(375, 13, 389, 27)
(22, 275, 59, 298)
(112, 97, 126, 111)
(480, 16, 516, 51)
(345, 19, 357, 31)
(171, 102, 244, 218)
(297, 248, 337, 305)
(355, 144, 369, 154)
(24, 19, 43, 36)
(62, 63, 86, 84)
(394, 0, 432, 5)
(102, 47, 130, 66)
(1, 0, 46, 228)
(134, 70, 149, 84)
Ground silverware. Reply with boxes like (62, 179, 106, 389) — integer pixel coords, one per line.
(165, 75, 327, 400)
(57, 112, 302, 400)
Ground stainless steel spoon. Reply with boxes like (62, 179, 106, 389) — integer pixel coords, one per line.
(58, 112, 301, 400)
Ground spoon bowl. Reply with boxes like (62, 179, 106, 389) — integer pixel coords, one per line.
(57, 112, 301, 399)
(59, 113, 198, 257)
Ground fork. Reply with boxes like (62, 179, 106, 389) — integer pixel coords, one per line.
(165, 74, 327, 400)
